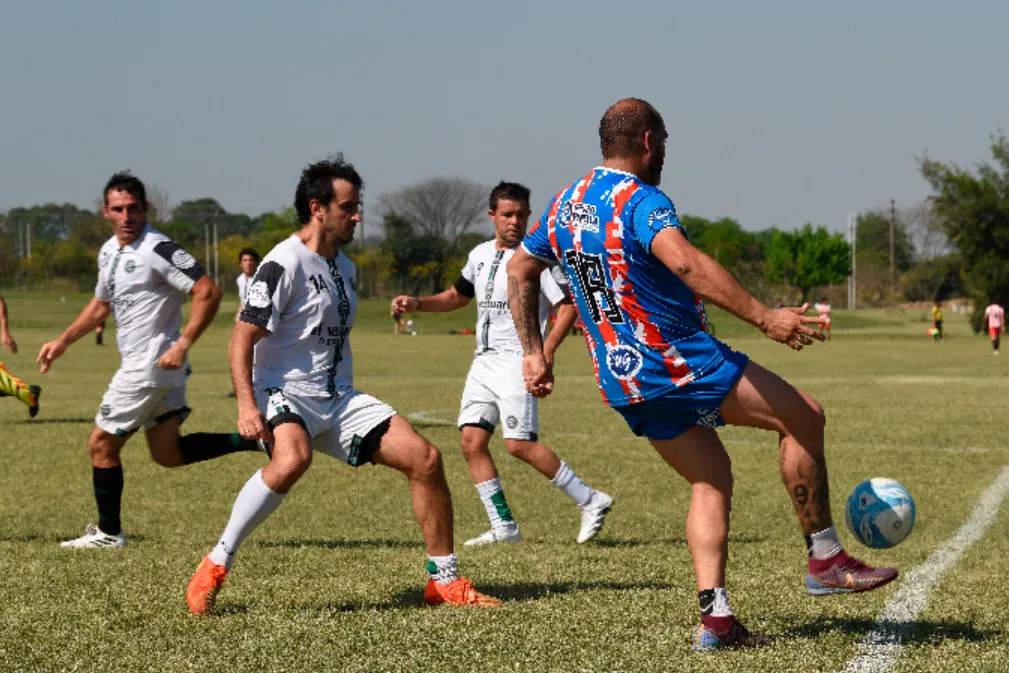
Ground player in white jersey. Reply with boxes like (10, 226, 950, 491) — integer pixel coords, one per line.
(228, 248, 261, 397)
(984, 302, 1005, 354)
(392, 182, 613, 546)
(814, 299, 831, 340)
(37, 172, 263, 549)
(186, 156, 500, 615)
(234, 247, 260, 321)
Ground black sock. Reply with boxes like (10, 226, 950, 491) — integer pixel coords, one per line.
(179, 432, 262, 465)
(995, 338, 1000, 351)
(93, 465, 124, 536)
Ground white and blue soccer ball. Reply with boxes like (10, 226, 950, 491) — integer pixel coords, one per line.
(845, 478, 916, 549)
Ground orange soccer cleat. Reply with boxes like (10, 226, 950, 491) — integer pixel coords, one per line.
(423, 578, 502, 607)
(186, 556, 229, 615)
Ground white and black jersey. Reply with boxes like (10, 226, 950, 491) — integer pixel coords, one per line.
(240, 235, 357, 398)
(236, 273, 251, 307)
(455, 241, 568, 356)
(95, 226, 205, 388)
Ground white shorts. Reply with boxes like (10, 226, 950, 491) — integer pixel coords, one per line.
(457, 354, 538, 441)
(257, 387, 396, 467)
(96, 377, 190, 437)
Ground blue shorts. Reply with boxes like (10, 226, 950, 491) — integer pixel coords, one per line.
(614, 341, 749, 441)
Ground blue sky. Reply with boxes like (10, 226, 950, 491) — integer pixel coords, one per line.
(1, 0, 1005, 233)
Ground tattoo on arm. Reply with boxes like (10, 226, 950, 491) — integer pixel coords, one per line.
(508, 273, 544, 354)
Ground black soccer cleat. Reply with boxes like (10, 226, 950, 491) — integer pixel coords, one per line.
(28, 385, 41, 418)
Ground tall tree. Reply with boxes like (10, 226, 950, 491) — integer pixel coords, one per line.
(920, 133, 1009, 329)
(855, 210, 914, 273)
(378, 178, 488, 291)
(765, 224, 850, 301)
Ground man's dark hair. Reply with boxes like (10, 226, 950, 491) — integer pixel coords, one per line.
(104, 170, 147, 206)
(489, 181, 531, 212)
(294, 153, 364, 224)
(238, 247, 260, 263)
(599, 98, 666, 160)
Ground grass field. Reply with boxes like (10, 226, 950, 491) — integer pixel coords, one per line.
(1, 292, 1007, 673)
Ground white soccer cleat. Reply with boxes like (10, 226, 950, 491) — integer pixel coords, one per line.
(464, 526, 523, 547)
(60, 523, 126, 549)
(577, 491, 613, 543)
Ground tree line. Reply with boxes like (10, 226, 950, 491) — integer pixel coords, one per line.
(2, 137, 1005, 328)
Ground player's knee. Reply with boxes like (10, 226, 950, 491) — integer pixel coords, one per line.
(693, 471, 733, 500)
(504, 439, 533, 460)
(797, 390, 826, 434)
(87, 431, 119, 464)
(459, 434, 489, 461)
(272, 445, 313, 480)
(411, 440, 444, 481)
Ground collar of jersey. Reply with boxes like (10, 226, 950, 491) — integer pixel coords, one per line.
(291, 233, 340, 262)
(117, 225, 152, 250)
(593, 166, 641, 180)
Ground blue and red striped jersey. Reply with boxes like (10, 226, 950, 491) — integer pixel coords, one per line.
(522, 167, 728, 407)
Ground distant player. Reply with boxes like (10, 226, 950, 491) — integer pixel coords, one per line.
(984, 302, 1004, 355)
(391, 307, 405, 334)
(234, 248, 261, 322)
(0, 292, 41, 417)
(186, 155, 500, 615)
(37, 171, 262, 549)
(229, 248, 261, 397)
(391, 182, 612, 546)
(814, 298, 832, 340)
(932, 300, 944, 342)
(507, 99, 897, 651)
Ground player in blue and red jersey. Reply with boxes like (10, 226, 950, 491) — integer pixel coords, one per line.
(507, 98, 898, 651)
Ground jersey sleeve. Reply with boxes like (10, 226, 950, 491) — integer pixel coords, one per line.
(95, 250, 111, 302)
(455, 252, 477, 298)
(152, 241, 206, 293)
(539, 264, 569, 307)
(521, 203, 558, 264)
(629, 191, 686, 252)
(239, 260, 290, 333)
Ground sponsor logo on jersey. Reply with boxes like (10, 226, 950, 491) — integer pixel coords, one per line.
(478, 300, 509, 310)
(605, 344, 643, 381)
(561, 202, 600, 233)
(171, 249, 197, 270)
(247, 281, 271, 308)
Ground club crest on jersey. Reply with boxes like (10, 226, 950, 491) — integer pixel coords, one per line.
(100, 405, 111, 417)
(124, 260, 136, 273)
(561, 202, 600, 233)
(648, 207, 677, 232)
(605, 345, 643, 381)
(247, 281, 271, 308)
(171, 249, 197, 270)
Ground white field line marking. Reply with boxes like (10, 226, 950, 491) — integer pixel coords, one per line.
(841, 467, 1009, 673)
(406, 410, 455, 426)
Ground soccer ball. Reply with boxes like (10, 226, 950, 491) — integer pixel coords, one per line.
(844, 478, 916, 549)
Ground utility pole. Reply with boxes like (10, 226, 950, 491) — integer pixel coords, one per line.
(848, 212, 857, 309)
(213, 221, 219, 287)
(890, 198, 896, 294)
(204, 223, 210, 271)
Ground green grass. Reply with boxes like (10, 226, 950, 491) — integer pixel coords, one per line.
(0, 293, 1007, 672)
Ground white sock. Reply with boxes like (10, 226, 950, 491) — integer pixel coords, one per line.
(475, 478, 517, 530)
(427, 553, 459, 585)
(808, 525, 844, 561)
(550, 461, 594, 507)
(208, 470, 286, 569)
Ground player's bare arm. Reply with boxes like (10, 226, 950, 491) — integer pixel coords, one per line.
(37, 297, 112, 373)
(0, 293, 16, 354)
(392, 288, 470, 314)
(650, 227, 824, 351)
(157, 276, 221, 370)
(543, 300, 577, 368)
(228, 320, 272, 443)
(506, 250, 553, 397)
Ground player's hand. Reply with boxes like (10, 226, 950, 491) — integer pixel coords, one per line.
(36, 339, 68, 373)
(157, 338, 190, 370)
(391, 295, 418, 314)
(543, 344, 557, 369)
(523, 353, 554, 398)
(1, 331, 16, 354)
(760, 304, 825, 351)
(237, 402, 272, 443)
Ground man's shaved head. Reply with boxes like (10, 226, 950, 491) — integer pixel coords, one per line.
(598, 98, 665, 159)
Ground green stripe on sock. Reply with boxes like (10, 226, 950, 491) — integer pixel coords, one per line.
(490, 491, 514, 523)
